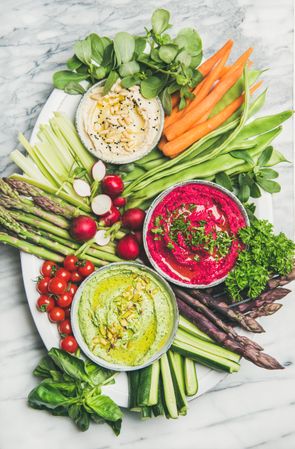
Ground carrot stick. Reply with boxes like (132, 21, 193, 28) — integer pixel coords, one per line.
(198, 40, 234, 76)
(164, 60, 249, 141)
(161, 81, 262, 157)
(158, 136, 167, 151)
(220, 48, 253, 78)
(184, 46, 232, 115)
(164, 78, 207, 130)
(219, 65, 231, 77)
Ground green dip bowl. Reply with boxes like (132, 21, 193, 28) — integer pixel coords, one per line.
(71, 262, 179, 371)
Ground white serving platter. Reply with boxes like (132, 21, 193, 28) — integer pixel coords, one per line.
(20, 88, 273, 408)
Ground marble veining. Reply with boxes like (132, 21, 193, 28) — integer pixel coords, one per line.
(0, 0, 294, 448)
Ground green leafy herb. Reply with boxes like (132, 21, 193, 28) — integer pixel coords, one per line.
(226, 219, 295, 301)
(28, 348, 122, 434)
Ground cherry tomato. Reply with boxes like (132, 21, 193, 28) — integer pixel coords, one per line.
(37, 277, 50, 294)
(70, 271, 83, 283)
(49, 307, 65, 322)
(55, 267, 71, 283)
(58, 319, 72, 336)
(60, 336, 78, 353)
(36, 295, 55, 312)
(63, 254, 79, 272)
(40, 261, 57, 278)
(67, 283, 78, 296)
(64, 308, 71, 319)
(56, 292, 73, 309)
(78, 260, 95, 278)
(48, 277, 67, 295)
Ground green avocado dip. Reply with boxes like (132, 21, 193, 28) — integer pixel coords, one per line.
(77, 264, 175, 367)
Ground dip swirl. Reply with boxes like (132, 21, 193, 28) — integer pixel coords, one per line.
(145, 182, 248, 286)
(77, 264, 175, 367)
(77, 80, 163, 164)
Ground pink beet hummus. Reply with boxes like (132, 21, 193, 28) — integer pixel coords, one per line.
(145, 183, 247, 286)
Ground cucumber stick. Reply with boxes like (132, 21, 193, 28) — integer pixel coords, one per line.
(178, 316, 213, 342)
(137, 360, 160, 406)
(184, 358, 198, 396)
(160, 353, 178, 419)
(167, 351, 187, 416)
(173, 352, 185, 394)
(128, 371, 141, 411)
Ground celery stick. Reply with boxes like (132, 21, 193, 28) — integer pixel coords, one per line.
(10, 150, 50, 186)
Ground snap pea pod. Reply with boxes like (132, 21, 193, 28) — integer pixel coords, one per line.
(127, 68, 251, 196)
(127, 142, 275, 208)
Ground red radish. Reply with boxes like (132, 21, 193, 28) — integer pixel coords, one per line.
(102, 175, 124, 198)
(94, 229, 111, 246)
(73, 179, 91, 197)
(100, 205, 121, 227)
(122, 208, 146, 231)
(91, 194, 112, 216)
(113, 196, 126, 208)
(70, 216, 97, 242)
(116, 234, 140, 260)
(133, 230, 143, 246)
(92, 160, 106, 181)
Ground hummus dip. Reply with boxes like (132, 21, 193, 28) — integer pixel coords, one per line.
(145, 182, 247, 286)
(77, 264, 175, 367)
(76, 80, 163, 164)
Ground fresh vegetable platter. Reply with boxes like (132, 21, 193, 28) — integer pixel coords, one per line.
(2, 8, 294, 435)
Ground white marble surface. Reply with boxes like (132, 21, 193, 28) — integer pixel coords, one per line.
(0, 0, 294, 448)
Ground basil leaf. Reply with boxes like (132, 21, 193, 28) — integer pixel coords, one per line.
(64, 81, 86, 95)
(250, 182, 262, 198)
(259, 168, 279, 179)
(158, 44, 178, 63)
(33, 356, 60, 378)
(102, 43, 115, 67)
(86, 394, 123, 422)
(160, 87, 172, 115)
(230, 150, 254, 165)
(69, 404, 90, 431)
(48, 348, 90, 383)
(256, 178, 281, 193)
(84, 360, 114, 386)
(141, 76, 165, 99)
(215, 172, 233, 191)
(114, 32, 135, 64)
(257, 146, 273, 167)
(74, 37, 92, 65)
(103, 70, 119, 95)
(119, 60, 140, 77)
(66, 55, 83, 70)
(151, 9, 171, 35)
(89, 64, 108, 80)
(28, 382, 71, 410)
(53, 71, 89, 90)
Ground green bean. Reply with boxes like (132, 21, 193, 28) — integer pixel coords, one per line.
(209, 70, 263, 117)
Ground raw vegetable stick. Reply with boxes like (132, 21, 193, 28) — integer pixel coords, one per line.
(219, 65, 232, 77)
(174, 288, 263, 351)
(267, 267, 295, 288)
(165, 63, 248, 141)
(162, 81, 262, 157)
(234, 288, 292, 314)
(177, 298, 284, 370)
(247, 303, 283, 319)
(198, 39, 234, 76)
(0, 232, 64, 263)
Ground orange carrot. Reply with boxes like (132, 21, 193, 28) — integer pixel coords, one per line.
(161, 81, 263, 157)
(164, 77, 207, 130)
(198, 40, 234, 76)
(164, 57, 251, 141)
(220, 48, 253, 78)
(184, 45, 232, 115)
(158, 136, 168, 151)
(219, 65, 231, 77)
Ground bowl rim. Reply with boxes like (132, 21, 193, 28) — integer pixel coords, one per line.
(143, 179, 250, 289)
(75, 79, 164, 165)
(70, 261, 179, 371)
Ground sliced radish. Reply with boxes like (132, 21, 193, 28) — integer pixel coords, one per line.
(73, 179, 91, 197)
(94, 229, 111, 246)
(91, 194, 112, 216)
(92, 160, 106, 181)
